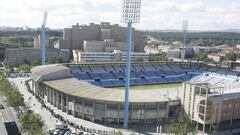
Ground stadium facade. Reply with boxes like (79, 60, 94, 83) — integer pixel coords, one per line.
(31, 62, 240, 128)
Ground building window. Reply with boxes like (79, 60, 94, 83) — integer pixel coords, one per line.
(223, 105, 227, 110)
(228, 104, 232, 109)
(235, 103, 240, 109)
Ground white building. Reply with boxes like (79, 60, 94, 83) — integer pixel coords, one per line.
(73, 50, 149, 63)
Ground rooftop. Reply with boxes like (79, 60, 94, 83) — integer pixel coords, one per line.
(44, 78, 180, 103)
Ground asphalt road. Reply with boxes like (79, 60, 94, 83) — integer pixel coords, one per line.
(0, 95, 19, 135)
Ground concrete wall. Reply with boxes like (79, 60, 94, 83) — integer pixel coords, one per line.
(5, 47, 70, 66)
(34, 82, 174, 125)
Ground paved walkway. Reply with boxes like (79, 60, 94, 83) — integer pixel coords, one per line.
(9, 77, 56, 132)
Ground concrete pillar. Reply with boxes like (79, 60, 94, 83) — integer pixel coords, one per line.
(73, 97, 76, 117)
(47, 87, 49, 102)
(82, 99, 85, 119)
(53, 90, 56, 107)
(66, 95, 69, 114)
(61, 93, 64, 112)
(104, 104, 107, 124)
(32, 80, 34, 91)
(117, 104, 120, 125)
(43, 84, 46, 98)
(165, 102, 169, 122)
(144, 103, 146, 125)
(49, 88, 51, 104)
(57, 92, 60, 109)
(92, 102, 95, 122)
(157, 103, 160, 124)
(131, 104, 133, 124)
(50, 88, 53, 105)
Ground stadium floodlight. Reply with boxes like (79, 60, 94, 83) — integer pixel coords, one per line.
(121, 0, 141, 129)
(43, 11, 48, 26)
(181, 20, 188, 62)
(41, 11, 48, 65)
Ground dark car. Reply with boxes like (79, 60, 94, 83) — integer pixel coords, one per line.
(4, 121, 21, 135)
(0, 104, 4, 109)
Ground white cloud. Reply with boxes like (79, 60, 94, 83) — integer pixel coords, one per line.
(0, 0, 240, 30)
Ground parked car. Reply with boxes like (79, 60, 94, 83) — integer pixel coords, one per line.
(0, 104, 4, 109)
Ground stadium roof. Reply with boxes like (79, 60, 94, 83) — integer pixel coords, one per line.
(44, 78, 180, 103)
(31, 64, 70, 82)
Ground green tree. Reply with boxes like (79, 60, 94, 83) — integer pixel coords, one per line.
(31, 61, 40, 67)
(55, 52, 65, 63)
(16, 64, 31, 73)
(19, 113, 45, 135)
(149, 54, 168, 61)
(6, 87, 25, 109)
(224, 52, 240, 61)
(194, 53, 207, 61)
(5, 64, 14, 73)
(113, 131, 123, 135)
(167, 111, 197, 135)
(0, 77, 24, 109)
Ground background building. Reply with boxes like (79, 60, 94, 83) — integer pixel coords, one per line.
(83, 40, 134, 53)
(5, 47, 69, 66)
(59, 22, 144, 57)
(34, 34, 56, 49)
(73, 50, 149, 63)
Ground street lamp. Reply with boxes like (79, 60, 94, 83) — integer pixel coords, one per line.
(182, 20, 188, 62)
(121, 0, 141, 128)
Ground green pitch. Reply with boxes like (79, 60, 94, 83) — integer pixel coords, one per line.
(111, 83, 182, 90)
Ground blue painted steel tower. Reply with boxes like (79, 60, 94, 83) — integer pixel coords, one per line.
(121, 0, 141, 128)
(41, 25, 46, 65)
(41, 11, 48, 65)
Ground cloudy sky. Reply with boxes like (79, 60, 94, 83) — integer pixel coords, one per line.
(1, 0, 240, 30)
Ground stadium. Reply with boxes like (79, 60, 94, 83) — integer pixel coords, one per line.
(31, 61, 240, 126)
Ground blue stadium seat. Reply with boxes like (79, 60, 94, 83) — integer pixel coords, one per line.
(100, 80, 113, 87)
(90, 81, 101, 87)
(112, 80, 125, 86)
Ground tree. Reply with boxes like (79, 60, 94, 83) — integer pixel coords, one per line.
(149, 54, 168, 61)
(55, 53, 64, 63)
(5, 64, 14, 73)
(194, 53, 207, 61)
(113, 131, 123, 135)
(224, 52, 240, 61)
(167, 111, 197, 135)
(31, 61, 40, 67)
(0, 77, 24, 109)
(19, 113, 45, 135)
(16, 64, 31, 73)
(6, 87, 25, 109)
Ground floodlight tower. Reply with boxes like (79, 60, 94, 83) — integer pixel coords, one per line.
(121, 0, 141, 128)
(182, 20, 188, 62)
(41, 11, 48, 65)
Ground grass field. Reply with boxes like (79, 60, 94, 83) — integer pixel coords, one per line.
(111, 83, 182, 90)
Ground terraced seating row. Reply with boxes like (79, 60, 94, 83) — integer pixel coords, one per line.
(73, 71, 186, 81)
(89, 73, 196, 87)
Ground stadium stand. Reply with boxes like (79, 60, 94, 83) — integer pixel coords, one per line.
(68, 62, 240, 88)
